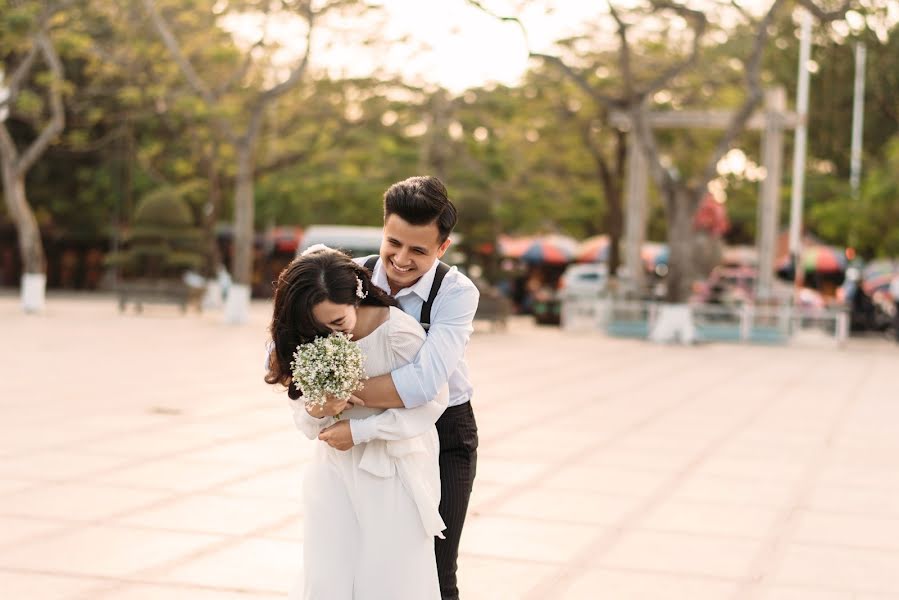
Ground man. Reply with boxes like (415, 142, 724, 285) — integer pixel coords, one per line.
(313, 175, 479, 600)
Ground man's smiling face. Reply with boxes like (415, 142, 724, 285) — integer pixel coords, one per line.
(380, 214, 451, 293)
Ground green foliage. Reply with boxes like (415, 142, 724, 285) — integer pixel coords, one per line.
(133, 187, 194, 227)
(808, 136, 899, 259)
(109, 186, 206, 278)
(3, 0, 898, 273)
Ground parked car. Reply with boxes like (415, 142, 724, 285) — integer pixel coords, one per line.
(558, 263, 609, 299)
(531, 264, 610, 326)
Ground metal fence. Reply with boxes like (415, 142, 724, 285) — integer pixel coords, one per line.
(561, 297, 849, 346)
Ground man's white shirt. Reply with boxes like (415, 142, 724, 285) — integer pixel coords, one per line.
(356, 255, 478, 409)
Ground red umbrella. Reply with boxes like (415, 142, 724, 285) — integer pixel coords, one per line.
(576, 235, 610, 263)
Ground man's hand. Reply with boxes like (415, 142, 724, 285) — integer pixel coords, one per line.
(318, 420, 354, 451)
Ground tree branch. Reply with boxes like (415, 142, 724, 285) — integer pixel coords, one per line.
(796, 0, 852, 23)
(1, 43, 41, 112)
(466, 0, 622, 109)
(16, 32, 66, 175)
(254, 0, 315, 108)
(464, 0, 531, 48)
(141, 0, 216, 104)
(533, 53, 623, 109)
(607, 2, 635, 101)
(698, 0, 785, 187)
(641, 1, 708, 96)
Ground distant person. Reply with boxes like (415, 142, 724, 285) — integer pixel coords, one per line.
(890, 274, 899, 343)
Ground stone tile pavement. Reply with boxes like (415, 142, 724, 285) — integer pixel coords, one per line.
(1, 294, 898, 599)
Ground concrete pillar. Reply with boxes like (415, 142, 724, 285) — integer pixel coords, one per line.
(624, 131, 648, 296)
(756, 87, 786, 301)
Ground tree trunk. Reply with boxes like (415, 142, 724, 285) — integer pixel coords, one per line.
(664, 186, 696, 304)
(232, 140, 256, 287)
(1, 161, 45, 274)
(203, 145, 223, 276)
(605, 183, 623, 276)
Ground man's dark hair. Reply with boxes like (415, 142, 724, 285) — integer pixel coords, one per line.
(383, 176, 458, 243)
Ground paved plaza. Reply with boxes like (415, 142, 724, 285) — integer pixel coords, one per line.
(1, 294, 898, 599)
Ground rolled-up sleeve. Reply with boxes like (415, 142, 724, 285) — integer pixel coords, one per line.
(391, 280, 479, 408)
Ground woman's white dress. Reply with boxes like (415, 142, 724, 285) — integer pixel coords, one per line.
(288, 306, 448, 600)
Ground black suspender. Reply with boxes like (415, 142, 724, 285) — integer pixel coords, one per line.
(362, 256, 449, 333)
(420, 262, 449, 332)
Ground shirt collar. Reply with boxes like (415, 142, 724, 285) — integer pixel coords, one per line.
(371, 256, 440, 301)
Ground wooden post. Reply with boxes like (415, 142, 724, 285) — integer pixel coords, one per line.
(612, 96, 796, 306)
(756, 86, 786, 301)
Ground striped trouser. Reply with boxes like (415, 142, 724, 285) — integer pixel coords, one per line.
(434, 402, 479, 600)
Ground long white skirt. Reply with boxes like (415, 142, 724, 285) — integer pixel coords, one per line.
(291, 443, 440, 600)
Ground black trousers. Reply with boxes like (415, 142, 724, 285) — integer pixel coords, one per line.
(434, 401, 478, 600)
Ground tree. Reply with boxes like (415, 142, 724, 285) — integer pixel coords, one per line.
(142, 0, 371, 323)
(0, 0, 67, 312)
(467, 0, 631, 276)
(472, 0, 851, 304)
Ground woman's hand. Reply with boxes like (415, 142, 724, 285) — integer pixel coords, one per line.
(305, 394, 351, 418)
(319, 420, 354, 451)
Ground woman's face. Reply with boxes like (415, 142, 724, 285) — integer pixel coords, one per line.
(311, 300, 357, 336)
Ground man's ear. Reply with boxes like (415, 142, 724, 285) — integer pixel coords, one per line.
(437, 238, 452, 259)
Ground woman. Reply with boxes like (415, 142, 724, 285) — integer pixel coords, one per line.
(265, 246, 447, 600)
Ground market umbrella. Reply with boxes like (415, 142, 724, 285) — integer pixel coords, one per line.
(862, 259, 898, 282)
(520, 235, 578, 264)
(862, 273, 896, 296)
(576, 235, 610, 263)
(777, 245, 847, 275)
(497, 235, 536, 259)
(641, 242, 669, 271)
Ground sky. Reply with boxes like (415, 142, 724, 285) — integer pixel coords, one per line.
(221, 0, 894, 93)
(222, 0, 609, 93)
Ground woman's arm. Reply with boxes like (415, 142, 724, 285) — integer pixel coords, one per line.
(287, 398, 336, 440)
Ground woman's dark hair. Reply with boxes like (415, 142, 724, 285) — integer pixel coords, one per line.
(265, 248, 396, 399)
(383, 175, 457, 243)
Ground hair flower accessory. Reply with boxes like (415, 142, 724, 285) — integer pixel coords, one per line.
(356, 276, 368, 299)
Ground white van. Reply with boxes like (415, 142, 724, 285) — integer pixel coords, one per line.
(298, 225, 464, 263)
(297, 225, 383, 258)
(558, 263, 610, 331)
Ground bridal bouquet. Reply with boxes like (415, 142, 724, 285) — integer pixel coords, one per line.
(290, 332, 367, 416)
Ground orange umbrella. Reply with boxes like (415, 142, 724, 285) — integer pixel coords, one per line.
(576, 235, 610, 263)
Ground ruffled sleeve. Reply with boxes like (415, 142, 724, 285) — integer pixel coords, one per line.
(288, 397, 336, 440)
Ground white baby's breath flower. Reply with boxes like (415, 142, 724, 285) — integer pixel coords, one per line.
(290, 332, 367, 415)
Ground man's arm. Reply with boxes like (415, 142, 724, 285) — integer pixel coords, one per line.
(353, 374, 404, 408)
(356, 280, 479, 409)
